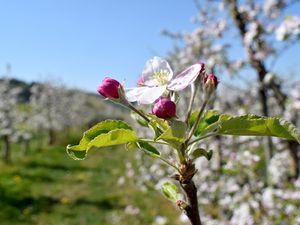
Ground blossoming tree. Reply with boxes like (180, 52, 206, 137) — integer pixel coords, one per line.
(163, 0, 300, 182)
(0, 78, 22, 163)
(67, 57, 300, 225)
(30, 81, 100, 146)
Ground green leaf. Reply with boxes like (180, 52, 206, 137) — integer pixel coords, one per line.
(126, 141, 160, 158)
(66, 120, 136, 160)
(202, 114, 300, 143)
(161, 182, 179, 203)
(148, 114, 170, 139)
(66, 145, 88, 160)
(157, 120, 186, 148)
(126, 142, 138, 151)
(131, 111, 148, 127)
(148, 114, 170, 130)
(136, 141, 161, 158)
(190, 148, 213, 161)
(76, 120, 133, 150)
(189, 110, 220, 136)
(88, 129, 137, 148)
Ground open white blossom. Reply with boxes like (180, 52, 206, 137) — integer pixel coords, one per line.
(126, 56, 204, 104)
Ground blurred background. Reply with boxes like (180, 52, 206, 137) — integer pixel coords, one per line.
(1, 0, 300, 224)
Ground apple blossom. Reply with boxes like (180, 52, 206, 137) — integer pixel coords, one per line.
(276, 16, 300, 41)
(126, 56, 204, 104)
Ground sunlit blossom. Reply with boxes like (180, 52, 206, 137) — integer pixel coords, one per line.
(126, 56, 204, 104)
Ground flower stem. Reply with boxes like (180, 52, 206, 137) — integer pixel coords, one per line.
(185, 84, 198, 124)
(186, 98, 209, 143)
(127, 103, 151, 123)
(159, 157, 180, 173)
(139, 139, 170, 146)
(188, 132, 217, 146)
(127, 103, 164, 134)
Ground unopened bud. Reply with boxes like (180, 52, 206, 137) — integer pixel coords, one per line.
(97, 77, 122, 99)
(176, 200, 188, 209)
(152, 97, 176, 119)
(203, 73, 218, 95)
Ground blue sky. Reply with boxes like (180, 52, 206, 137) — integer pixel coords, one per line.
(0, 0, 299, 92)
(0, 0, 198, 91)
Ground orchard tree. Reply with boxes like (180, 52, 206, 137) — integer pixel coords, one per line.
(30, 81, 105, 146)
(30, 82, 69, 145)
(163, 0, 300, 179)
(0, 78, 21, 163)
(67, 57, 300, 225)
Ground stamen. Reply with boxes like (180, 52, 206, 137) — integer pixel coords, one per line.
(153, 70, 169, 85)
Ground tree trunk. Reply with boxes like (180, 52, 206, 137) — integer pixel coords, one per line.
(228, 0, 273, 183)
(22, 139, 30, 156)
(288, 141, 300, 179)
(2, 135, 11, 163)
(216, 136, 224, 175)
(48, 128, 55, 145)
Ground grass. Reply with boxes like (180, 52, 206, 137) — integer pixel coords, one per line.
(0, 133, 185, 225)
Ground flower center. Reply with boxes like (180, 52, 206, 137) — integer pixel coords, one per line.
(153, 70, 169, 85)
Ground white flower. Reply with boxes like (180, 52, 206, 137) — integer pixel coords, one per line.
(124, 205, 140, 215)
(126, 56, 204, 104)
(154, 216, 168, 225)
(276, 16, 300, 41)
(263, 0, 285, 18)
(244, 22, 259, 46)
(230, 203, 254, 225)
(262, 188, 275, 209)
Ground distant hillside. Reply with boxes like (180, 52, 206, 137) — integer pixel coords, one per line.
(0, 77, 96, 102)
(0, 78, 35, 102)
(0, 77, 130, 121)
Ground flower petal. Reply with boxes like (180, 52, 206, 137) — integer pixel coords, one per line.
(138, 85, 167, 104)
(142, 56, 173, 87)
(167, 63, 204, 91)
(126, 87, 149, 102)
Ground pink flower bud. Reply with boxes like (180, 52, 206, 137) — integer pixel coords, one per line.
(137, 75, 145, 86)
(97, 77, 121, 99)
(203, 73, 218, 94)
(152, 97, 176, 119)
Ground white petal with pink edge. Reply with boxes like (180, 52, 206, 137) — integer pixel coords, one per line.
(167, 63, 204, 91)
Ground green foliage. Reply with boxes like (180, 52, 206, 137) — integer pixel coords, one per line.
(67, 120, 137, 160)
(190, 148, 213, 161)
(200, 114, 300, 143)
(131, 111, 148, 127)
(136, 141, 161, 158)
(126, 141, 161, 158)
(161, 182, 179, 203)
(189, 110, 220, 136)
(0, 138, 182, 225)
(157, 120, 186, 148)
(148, 114, 170, 139)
